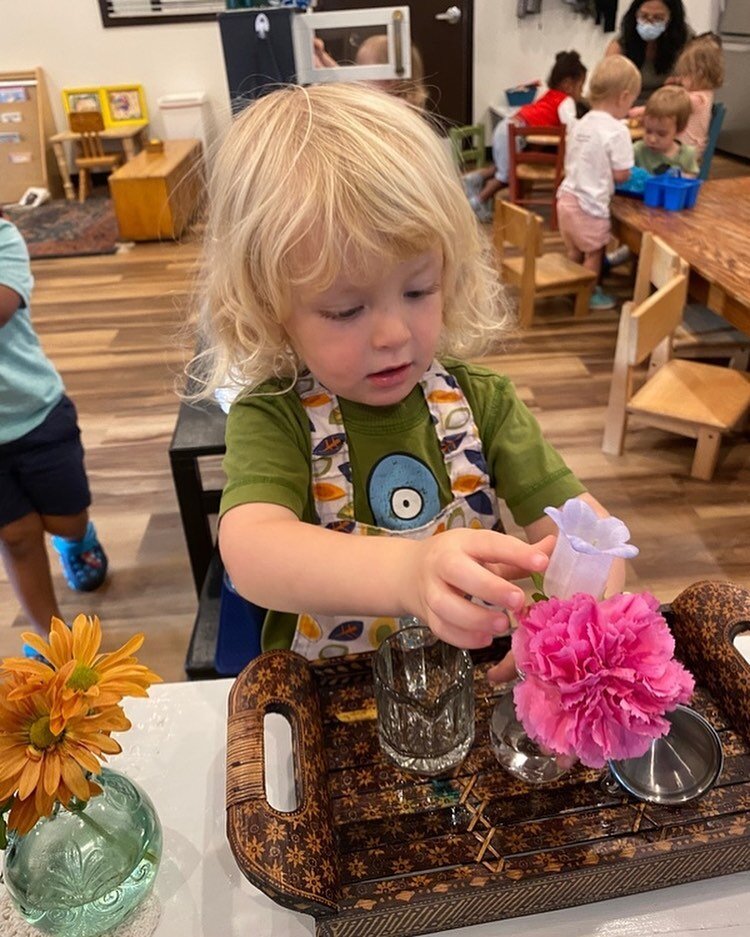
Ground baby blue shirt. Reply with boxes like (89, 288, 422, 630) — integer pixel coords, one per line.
(0, 219, 64, 444)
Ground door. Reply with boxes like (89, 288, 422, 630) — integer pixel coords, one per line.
(717, 37, 750, 159)
(315, 1, 474, 127)
(720, 0, 750, 36)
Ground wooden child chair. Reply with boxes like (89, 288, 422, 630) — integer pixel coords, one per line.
(508, 123, 566, 229)
(69, 111, 121, 203)
(602, 233, 750, 481)
(493, 200, 596, 329)
(449, 124, 486, 172)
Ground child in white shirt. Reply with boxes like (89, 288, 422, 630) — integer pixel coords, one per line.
(557, 55, 641, 311)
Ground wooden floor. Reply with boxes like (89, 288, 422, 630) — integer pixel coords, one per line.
(2, 155, 749, 681)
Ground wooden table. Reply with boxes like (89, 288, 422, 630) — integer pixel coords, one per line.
(50, 122, 149, 201)
(612, 176, 750, 335)
(108, 139, 204, 241)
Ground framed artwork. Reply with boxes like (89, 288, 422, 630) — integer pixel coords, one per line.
(62, 87, 104, 116)
(102, 85, 148, 126)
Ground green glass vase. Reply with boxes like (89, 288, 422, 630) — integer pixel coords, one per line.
(2, 767, 162, 937)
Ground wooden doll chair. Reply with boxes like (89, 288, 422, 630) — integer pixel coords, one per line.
(449, 124, 486, 171)
(697, 102, 726, 182)
(493, 200, 596, 329)
(602, 233, 750, 480)
(508, 123, 566, 228)
(68, 111, 122, 203)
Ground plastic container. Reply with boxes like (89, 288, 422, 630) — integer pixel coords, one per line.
(642, 175, 702, 211)
(505, 84, 537, 107)
(158, 91, 210, 150)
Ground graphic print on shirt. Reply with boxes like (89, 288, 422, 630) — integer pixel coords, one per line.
(367, 453, 441, 530)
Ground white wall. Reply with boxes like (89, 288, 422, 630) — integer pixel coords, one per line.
(1, 0, 722, 148)
(1, 0, 231, 146)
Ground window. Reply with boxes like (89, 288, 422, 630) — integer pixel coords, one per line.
(97, 0, 224, 28)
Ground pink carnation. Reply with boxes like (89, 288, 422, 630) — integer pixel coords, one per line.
(511, 592, 695, 768)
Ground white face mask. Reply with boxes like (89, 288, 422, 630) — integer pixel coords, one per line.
(636, 19, 667, 41)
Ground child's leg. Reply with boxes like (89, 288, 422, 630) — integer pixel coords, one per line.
(0, 512, 61, 636)
(582, 247, 604, 277)
(45, 509, 108, 593)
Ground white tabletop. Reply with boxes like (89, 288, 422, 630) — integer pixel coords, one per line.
(114, 678, 750, 937)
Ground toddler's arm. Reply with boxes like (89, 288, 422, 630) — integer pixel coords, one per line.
(0, 283, 22, 326)
(220, 501, 552, 650)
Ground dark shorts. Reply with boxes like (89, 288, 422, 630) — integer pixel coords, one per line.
(0, 396, 91, 528)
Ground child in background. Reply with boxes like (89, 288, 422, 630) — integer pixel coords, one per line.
(634, 85, 699, 175)
(354, 34, 428, 110)
(557, 55, 641, 311)
(671, 33, 724, 158)
(193, 83, 624, 676)
(478, 51, 588, 204)
(0, 214, 107, 655)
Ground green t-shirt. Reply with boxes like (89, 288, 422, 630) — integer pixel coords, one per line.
(633, 140, 699, 176)
(221, 358, 586, 649)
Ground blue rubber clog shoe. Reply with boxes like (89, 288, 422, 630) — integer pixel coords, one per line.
(588, 286, 617, 312)
(51, 521, 108, 592)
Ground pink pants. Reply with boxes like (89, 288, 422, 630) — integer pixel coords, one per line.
(557, 192, 611, 255)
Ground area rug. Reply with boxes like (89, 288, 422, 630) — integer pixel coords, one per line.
(3, 198, 120, 259)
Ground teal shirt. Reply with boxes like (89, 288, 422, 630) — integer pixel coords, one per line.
(0, 219, 64, 444)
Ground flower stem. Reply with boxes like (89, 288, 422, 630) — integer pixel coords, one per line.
(68, 802, 158, 865)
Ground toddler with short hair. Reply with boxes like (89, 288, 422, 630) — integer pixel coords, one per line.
(634, 84, 699, 176)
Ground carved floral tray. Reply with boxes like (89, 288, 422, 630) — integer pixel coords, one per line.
(226, 581, 750, 937)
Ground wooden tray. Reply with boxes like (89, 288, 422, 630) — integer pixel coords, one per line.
(226, 581, 750, 937)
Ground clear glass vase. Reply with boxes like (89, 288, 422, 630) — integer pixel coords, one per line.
(489, 682, 571, 785)
(2, 767, 162, 937)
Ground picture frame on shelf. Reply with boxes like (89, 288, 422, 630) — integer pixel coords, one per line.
(62, 87, 104, 116)
(102, 84, 148, 127)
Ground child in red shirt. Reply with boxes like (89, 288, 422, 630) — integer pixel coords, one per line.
(479, 51, 587, 203)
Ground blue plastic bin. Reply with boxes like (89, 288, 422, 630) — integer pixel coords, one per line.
(642, 175, 701, 210)
(506, 84, 537, 106)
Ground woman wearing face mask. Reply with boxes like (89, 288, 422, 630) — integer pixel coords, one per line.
(606, 0, 692, 105)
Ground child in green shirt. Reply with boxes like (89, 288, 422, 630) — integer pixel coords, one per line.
(634, 84, 699, 176)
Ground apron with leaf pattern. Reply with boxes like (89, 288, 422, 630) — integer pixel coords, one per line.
(291, 360, 502, 660)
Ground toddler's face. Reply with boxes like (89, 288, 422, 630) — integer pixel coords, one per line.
(643, 114, 678, 153)
(284, 247, 444, 406)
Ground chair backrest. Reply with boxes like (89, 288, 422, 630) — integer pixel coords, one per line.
(508, 123, 566, 181)
(697, 101, 726, 182)
(624, 273, 689, 366)
(492, 200, 543, 258)
(633, 232, 688, 305)
(449, 124, 486, 171)
(69, 110, 106, 160)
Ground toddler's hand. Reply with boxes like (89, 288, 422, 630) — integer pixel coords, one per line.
(399, 529, 551, 650)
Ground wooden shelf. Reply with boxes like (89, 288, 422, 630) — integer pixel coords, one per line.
(0, 67, 62, 204)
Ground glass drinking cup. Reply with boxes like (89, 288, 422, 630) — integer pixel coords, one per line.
(373, 620, 475, 776)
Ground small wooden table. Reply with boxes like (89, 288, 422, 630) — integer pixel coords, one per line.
(50, 122, 149, 201)
(612, 176, 750, 335)
(108, 139, 204, 241)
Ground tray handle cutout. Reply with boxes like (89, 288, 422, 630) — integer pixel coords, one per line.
(226, 649, 340, 917)
(671, 580, 750, 745)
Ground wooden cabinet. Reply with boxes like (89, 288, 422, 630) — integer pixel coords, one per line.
(108, 139, 204, 241)
(0, 68, 62, 204)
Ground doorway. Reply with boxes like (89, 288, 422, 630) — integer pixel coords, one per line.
(315, 1, 474, 127)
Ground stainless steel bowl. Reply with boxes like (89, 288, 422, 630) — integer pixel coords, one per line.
(608, 705, 723, 805)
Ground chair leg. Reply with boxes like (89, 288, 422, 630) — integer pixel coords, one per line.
(517, 289, 535, 329)
(78, 169, 88, 203)
(573, 283, 594, 318)
(729, 347, 750, 372)
(691, 427, 722, 481)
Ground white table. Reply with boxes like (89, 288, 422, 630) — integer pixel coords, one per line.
(116, 678, 750, 937)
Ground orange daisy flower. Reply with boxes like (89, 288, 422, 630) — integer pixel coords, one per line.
(4, 615, 161, 734)
(0, 672, 130, 834)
